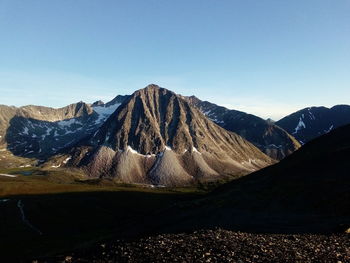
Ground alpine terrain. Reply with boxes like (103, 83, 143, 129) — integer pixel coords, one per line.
(187, 96, 301, 159)
(63, 85, 272, 186)
(276, 105, 350, 144)
(0, 96, 127, 167)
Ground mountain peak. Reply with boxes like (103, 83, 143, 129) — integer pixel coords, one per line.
(144, 83, 162, 90)
(71, 86, 272, 185)
(135, 84, 169, 96)
(92, 100, 104, 107)
(187, 95, 201, 104)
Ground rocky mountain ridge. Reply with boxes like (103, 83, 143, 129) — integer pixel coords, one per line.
(187, 96, 301, 160)
(0, 97, 125, 159)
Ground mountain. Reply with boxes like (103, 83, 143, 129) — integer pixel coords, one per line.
(0, 97, 125, 160)
(276, 105, 350, 144)
(65, 85, 272, 186)
(187, 96, 300, 160)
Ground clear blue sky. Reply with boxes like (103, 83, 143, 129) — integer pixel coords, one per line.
(0, 0, 349, 120)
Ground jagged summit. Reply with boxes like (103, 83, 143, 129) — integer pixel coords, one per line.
(105, 94, 130, 107)
(68, 85, 272, 186)
(92, 100, 104, 107)
(142, 83, 162, 90)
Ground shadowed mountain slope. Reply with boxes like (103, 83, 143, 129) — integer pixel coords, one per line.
(276, 105, 350, 144)
(0, 97, 126, 160)
(187, 96, 300, 160)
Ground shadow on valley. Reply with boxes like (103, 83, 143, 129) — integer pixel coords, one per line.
(0, 190, 202, 260)
(0, 171, 349, 261)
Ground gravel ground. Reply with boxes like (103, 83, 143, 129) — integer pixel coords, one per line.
(35, 229, 350, 263)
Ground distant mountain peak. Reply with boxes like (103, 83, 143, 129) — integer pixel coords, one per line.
(144, 83, 162, 89)
(92, 100, 104, 107)
(276, 104, 350, 144)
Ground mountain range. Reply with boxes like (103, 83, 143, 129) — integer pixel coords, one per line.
(0, 97, 126, 159)
(1, 84, 349, 186)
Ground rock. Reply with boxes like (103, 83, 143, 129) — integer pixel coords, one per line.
(32, 229, 350, 263)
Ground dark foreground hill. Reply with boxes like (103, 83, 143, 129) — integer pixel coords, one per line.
(165, 123, 350, 233)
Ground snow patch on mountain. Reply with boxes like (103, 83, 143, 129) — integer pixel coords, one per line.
(192, 147, 202, 154)
(127, 145, 139, 154)
(164, 146, 172, 151)
(93, 103, 121, 124)
(126, 146, 156, 158)
(308, 108, 316, 120)
(293, 117, 306, 134)
(22, 127, 29, 135)
(63, 157, 71, 164)
(324, 125, 333, 133)
(267, 144, 282, 149)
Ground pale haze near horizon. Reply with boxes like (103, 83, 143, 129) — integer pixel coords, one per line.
(0, 0, 349, 120)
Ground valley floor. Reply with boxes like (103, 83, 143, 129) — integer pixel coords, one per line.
(34, 229, 350, 263)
